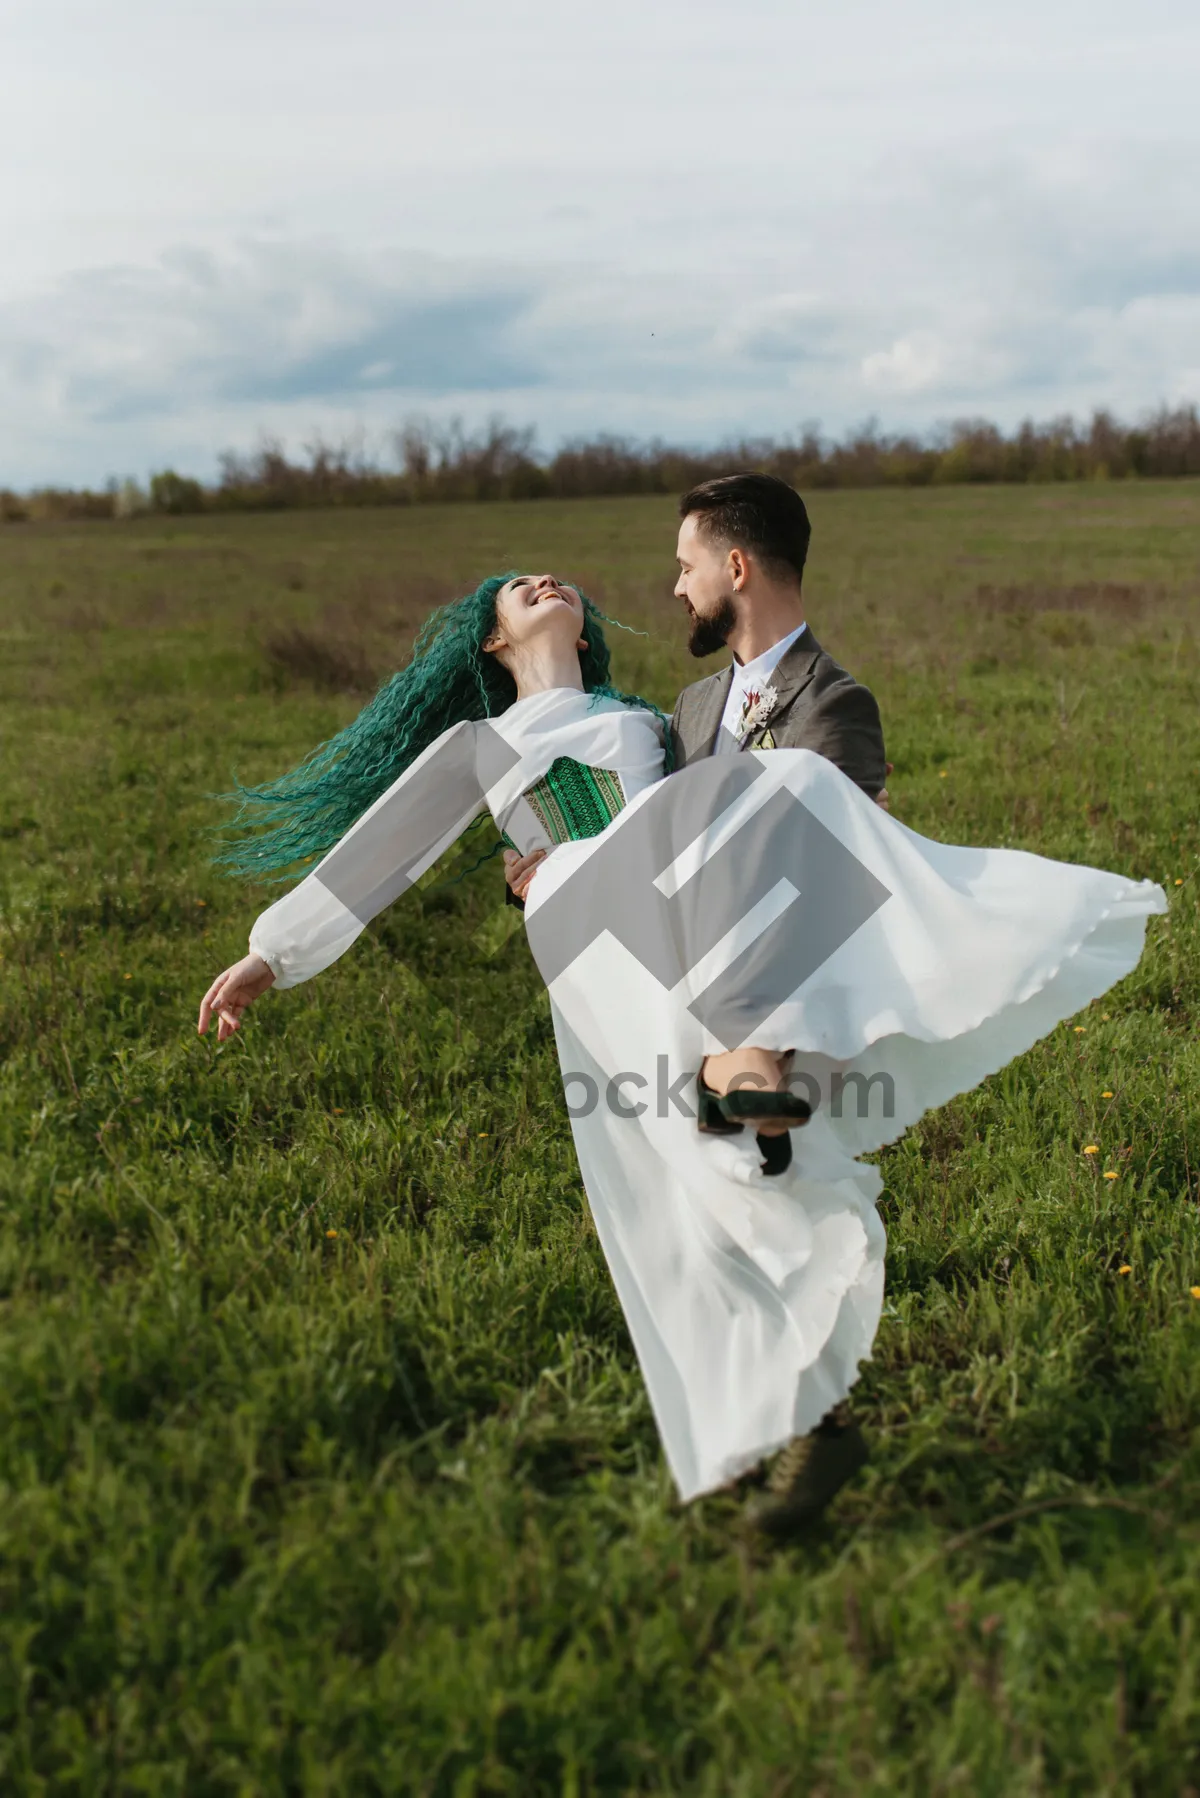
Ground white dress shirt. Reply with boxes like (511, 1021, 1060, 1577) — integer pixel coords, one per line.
(717, 620, 808, 744)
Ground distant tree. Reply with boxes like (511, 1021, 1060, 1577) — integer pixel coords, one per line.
(149, 470, 206, 515)
(9, 402, 1200, 524)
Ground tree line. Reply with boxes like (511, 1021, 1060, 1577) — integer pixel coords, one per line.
(5, 404, 1200, 522)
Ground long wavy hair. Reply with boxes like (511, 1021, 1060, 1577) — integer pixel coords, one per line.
(212, 572, 670, 881)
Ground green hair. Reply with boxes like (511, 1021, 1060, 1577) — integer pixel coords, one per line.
(212, 572, 671, 882)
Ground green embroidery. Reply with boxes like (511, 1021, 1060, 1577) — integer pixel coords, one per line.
(501, 757, 627, 849)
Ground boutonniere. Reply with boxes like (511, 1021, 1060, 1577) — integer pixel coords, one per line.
(733, 682, 779, 742)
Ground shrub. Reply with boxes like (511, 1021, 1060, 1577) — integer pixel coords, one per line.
(149, 470, 207, 515)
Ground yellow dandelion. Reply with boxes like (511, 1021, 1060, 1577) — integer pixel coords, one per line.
(195, 899, 206, 907)
(1104, 1170, 1119, 1180)
(1101, 1013, 1110, 1020)
(1176, 879, 1184, 886)
(1083, 1144, 1100, 1155)
(938, 770, 948, 778)
(325, 1228, 338, 1238)
(123, 973, 132, 980)
(478, 1131, 489, 1137)
(1191, 1287, 1200, 1300)
(1101, 1090, 1113, 1098)
(1074, 1025, 1086, 1034)
(1118, 1264, 1132, 1275)
(331, 1108, 345, 1114)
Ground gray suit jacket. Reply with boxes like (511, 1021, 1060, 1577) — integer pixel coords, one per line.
(668, 626, 887, 797)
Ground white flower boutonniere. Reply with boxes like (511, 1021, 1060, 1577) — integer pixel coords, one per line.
(733, 682, 779, 742)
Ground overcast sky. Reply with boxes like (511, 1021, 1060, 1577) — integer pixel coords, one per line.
(2, 0, 1198, 485)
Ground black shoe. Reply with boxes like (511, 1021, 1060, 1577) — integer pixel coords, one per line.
(744, 1418, 869, 1540)
(698, 1077, 813, 1131)
(696, 1073, 810, 1176)
(695, 1074, 746, 1137)
(755, 1129, 793, 1177)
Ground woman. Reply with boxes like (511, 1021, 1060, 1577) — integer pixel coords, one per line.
(199, 572, 1166, 1522)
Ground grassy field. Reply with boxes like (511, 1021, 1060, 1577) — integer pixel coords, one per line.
(1, 483, 1199, 1795)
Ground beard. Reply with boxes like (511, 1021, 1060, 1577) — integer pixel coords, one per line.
(687, 594, 738, 658)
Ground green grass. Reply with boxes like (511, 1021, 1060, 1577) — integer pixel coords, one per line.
(1, 483, 1199, 1795)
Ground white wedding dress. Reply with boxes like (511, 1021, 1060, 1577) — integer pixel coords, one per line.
(248, 688, 1167, 1501)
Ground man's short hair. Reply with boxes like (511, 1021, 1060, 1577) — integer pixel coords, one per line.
(678, 472, 812, 586)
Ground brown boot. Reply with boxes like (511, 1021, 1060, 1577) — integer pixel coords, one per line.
(744, 1413, 869, 1540)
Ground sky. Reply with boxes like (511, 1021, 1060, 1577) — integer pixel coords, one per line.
(2, 0, 1199, 486)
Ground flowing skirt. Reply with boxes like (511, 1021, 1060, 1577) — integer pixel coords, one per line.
(522, 750, 1167, 1501)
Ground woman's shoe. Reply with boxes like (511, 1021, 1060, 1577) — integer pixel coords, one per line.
(696, 1074, 812, 1132)
(755, 1129, 793, 1177)
(706, 1085, 812, 1129)
(695, 1074, 746, 1137)
(696, 1074, 811, 1176)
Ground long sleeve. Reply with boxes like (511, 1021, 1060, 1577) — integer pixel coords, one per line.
(249, 720, 490, 988)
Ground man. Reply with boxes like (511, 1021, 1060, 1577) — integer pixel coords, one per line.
(668, 472, 888, 794)
(504, 472, 890, 1538)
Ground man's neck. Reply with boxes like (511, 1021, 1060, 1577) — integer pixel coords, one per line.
(727, 600, 807, 667)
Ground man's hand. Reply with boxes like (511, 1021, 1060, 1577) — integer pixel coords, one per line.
(198, 951, 276, 1043)
(875, 761, 894, 813)
(503, 847, 547, 903)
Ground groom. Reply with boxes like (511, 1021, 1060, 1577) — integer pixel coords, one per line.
(503, 471, 890, 1537)
(669, 472, 888, 790)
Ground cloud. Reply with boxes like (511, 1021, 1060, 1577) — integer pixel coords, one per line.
(719, 296, 848, 368)
(2, 139, 1199, 484)
(861, 334, 943, 395)
(0, 242, 545, 430)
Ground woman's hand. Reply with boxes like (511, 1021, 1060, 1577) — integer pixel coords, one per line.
(198, 952, 276, 1042)
(503, 847, 548, 902)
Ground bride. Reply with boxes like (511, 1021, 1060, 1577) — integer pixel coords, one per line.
(199, 570, 1166, 1533)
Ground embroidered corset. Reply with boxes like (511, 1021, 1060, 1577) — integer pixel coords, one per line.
(502, 756, 627, 848)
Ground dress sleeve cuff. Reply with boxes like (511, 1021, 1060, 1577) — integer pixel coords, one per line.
(248, 932, 289, 986)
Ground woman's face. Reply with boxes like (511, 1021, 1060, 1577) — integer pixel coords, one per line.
(485, 573, 587, 657)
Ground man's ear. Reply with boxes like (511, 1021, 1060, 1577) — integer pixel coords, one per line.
(728, 547, 748, 592)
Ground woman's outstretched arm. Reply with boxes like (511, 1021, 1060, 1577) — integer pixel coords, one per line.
(198, 720, 490, 1034)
